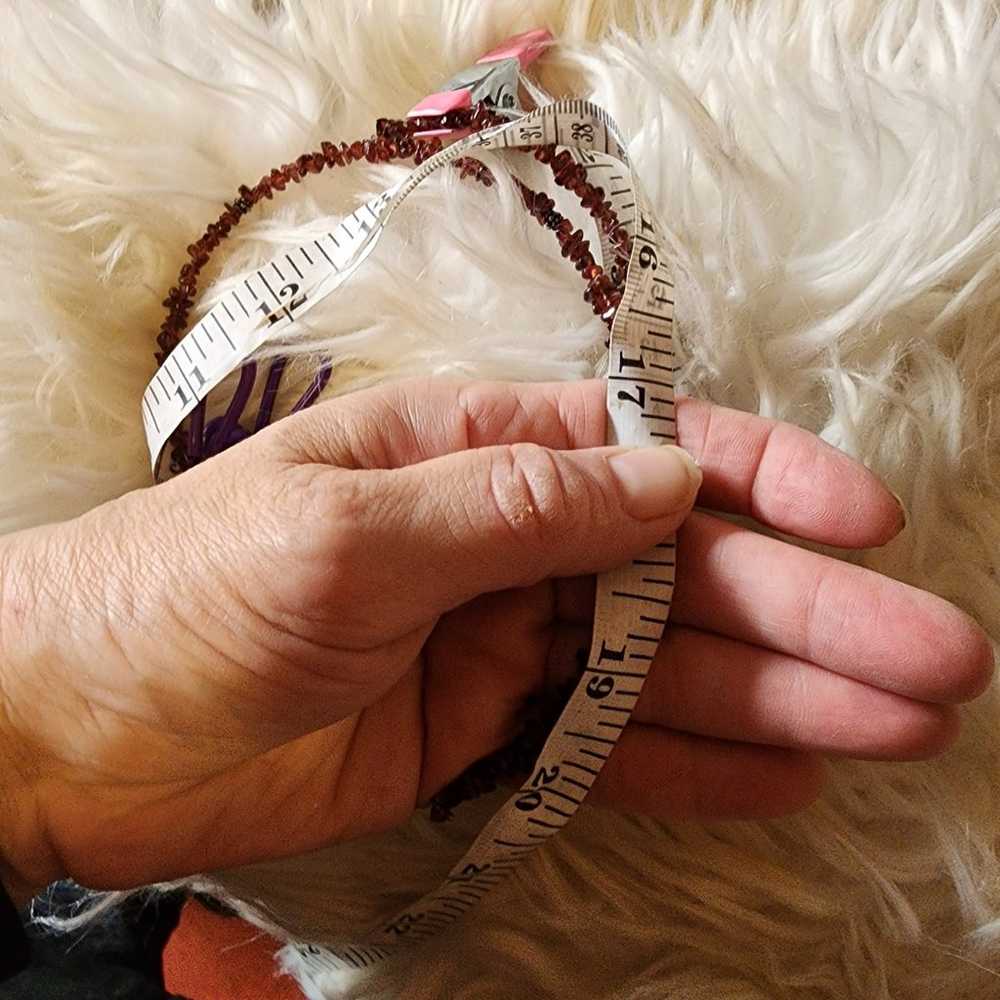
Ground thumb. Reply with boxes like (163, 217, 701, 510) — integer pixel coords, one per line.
(352, 441, 702, 623)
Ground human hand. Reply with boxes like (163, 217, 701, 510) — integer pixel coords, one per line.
(0, 378, 992, 901)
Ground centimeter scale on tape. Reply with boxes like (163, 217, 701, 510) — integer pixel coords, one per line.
(141, 99, 678, 973)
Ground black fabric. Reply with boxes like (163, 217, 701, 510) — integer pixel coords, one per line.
(0, 882, 188, 1000)
(0, 877, 30, 981)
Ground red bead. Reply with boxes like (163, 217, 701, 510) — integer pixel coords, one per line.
(321, 140, 342, 166)
(561, 230, 584, 258)
(554, 162, 577, 186)
(550, 150, 572, 172)
(154, 117, 631, 376)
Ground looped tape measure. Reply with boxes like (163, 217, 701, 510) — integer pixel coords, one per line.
(141, 44, 677, 980)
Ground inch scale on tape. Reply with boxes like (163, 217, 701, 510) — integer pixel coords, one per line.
(141, 98, 677, 979)
(142, 98, 658, 475)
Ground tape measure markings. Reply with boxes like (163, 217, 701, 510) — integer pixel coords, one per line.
(142, 102, 638, 472)
(140, 101, 677, 980)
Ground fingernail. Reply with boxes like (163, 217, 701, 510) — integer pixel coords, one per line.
(608, 446, 702, 520)
(889, 489, 908, 531)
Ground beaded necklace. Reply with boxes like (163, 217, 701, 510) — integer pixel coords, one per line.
(152, 99, 631, 818)
(153, 103, 631, 474)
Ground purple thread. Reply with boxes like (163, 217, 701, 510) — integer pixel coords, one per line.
(184, 356, 332, 467)
(290, 359, 332, 413)
(254, 357, 288, 431)
(187, 400, 206, 463)
(202, 362, 257, 457)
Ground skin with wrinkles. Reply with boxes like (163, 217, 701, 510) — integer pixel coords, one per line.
(0, 378, 991, 908)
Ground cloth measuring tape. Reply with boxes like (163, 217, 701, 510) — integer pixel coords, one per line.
(140, 40, 677, 979)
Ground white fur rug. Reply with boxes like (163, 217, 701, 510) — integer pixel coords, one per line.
(3, 1, 1000, 997)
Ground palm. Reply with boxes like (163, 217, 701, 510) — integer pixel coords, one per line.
(191, 579, 577, 864)
(37, 581, 569, 891)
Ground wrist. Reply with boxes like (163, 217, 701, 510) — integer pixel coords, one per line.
(0, 526, 67, 903)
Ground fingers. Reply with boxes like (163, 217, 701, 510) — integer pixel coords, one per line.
(554, 513, 994, 704)
(676, 396, 905, 547)
(549, 624, 960, 760)
(272, 377, 904, 548)
(588, 725, 824, 820)
(637, 627, 961, 759)
(270, 377, 607, 469)
(671, 513, 995, 703)
(343, 442, 702, 629)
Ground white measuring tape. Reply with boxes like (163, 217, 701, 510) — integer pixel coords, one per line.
(141, 99, 677, 974)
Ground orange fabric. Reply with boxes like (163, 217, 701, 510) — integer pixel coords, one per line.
(162, 899, 305, 1000)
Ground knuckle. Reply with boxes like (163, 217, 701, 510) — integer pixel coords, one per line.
(750, 422, 811, 522)
(799, 560, 843, 664)
(268, 463, 357, 530)
(457, 381, 543, 449)
(484, 443, 575, 545)
(257, 465, 368, 611)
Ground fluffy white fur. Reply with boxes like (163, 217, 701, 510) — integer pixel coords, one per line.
(4, 0, 1000, 997)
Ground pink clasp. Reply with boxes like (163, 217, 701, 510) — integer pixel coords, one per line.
(407, 28, 553, 137)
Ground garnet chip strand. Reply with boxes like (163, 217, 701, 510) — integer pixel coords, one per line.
(156, 105, 630, 370)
